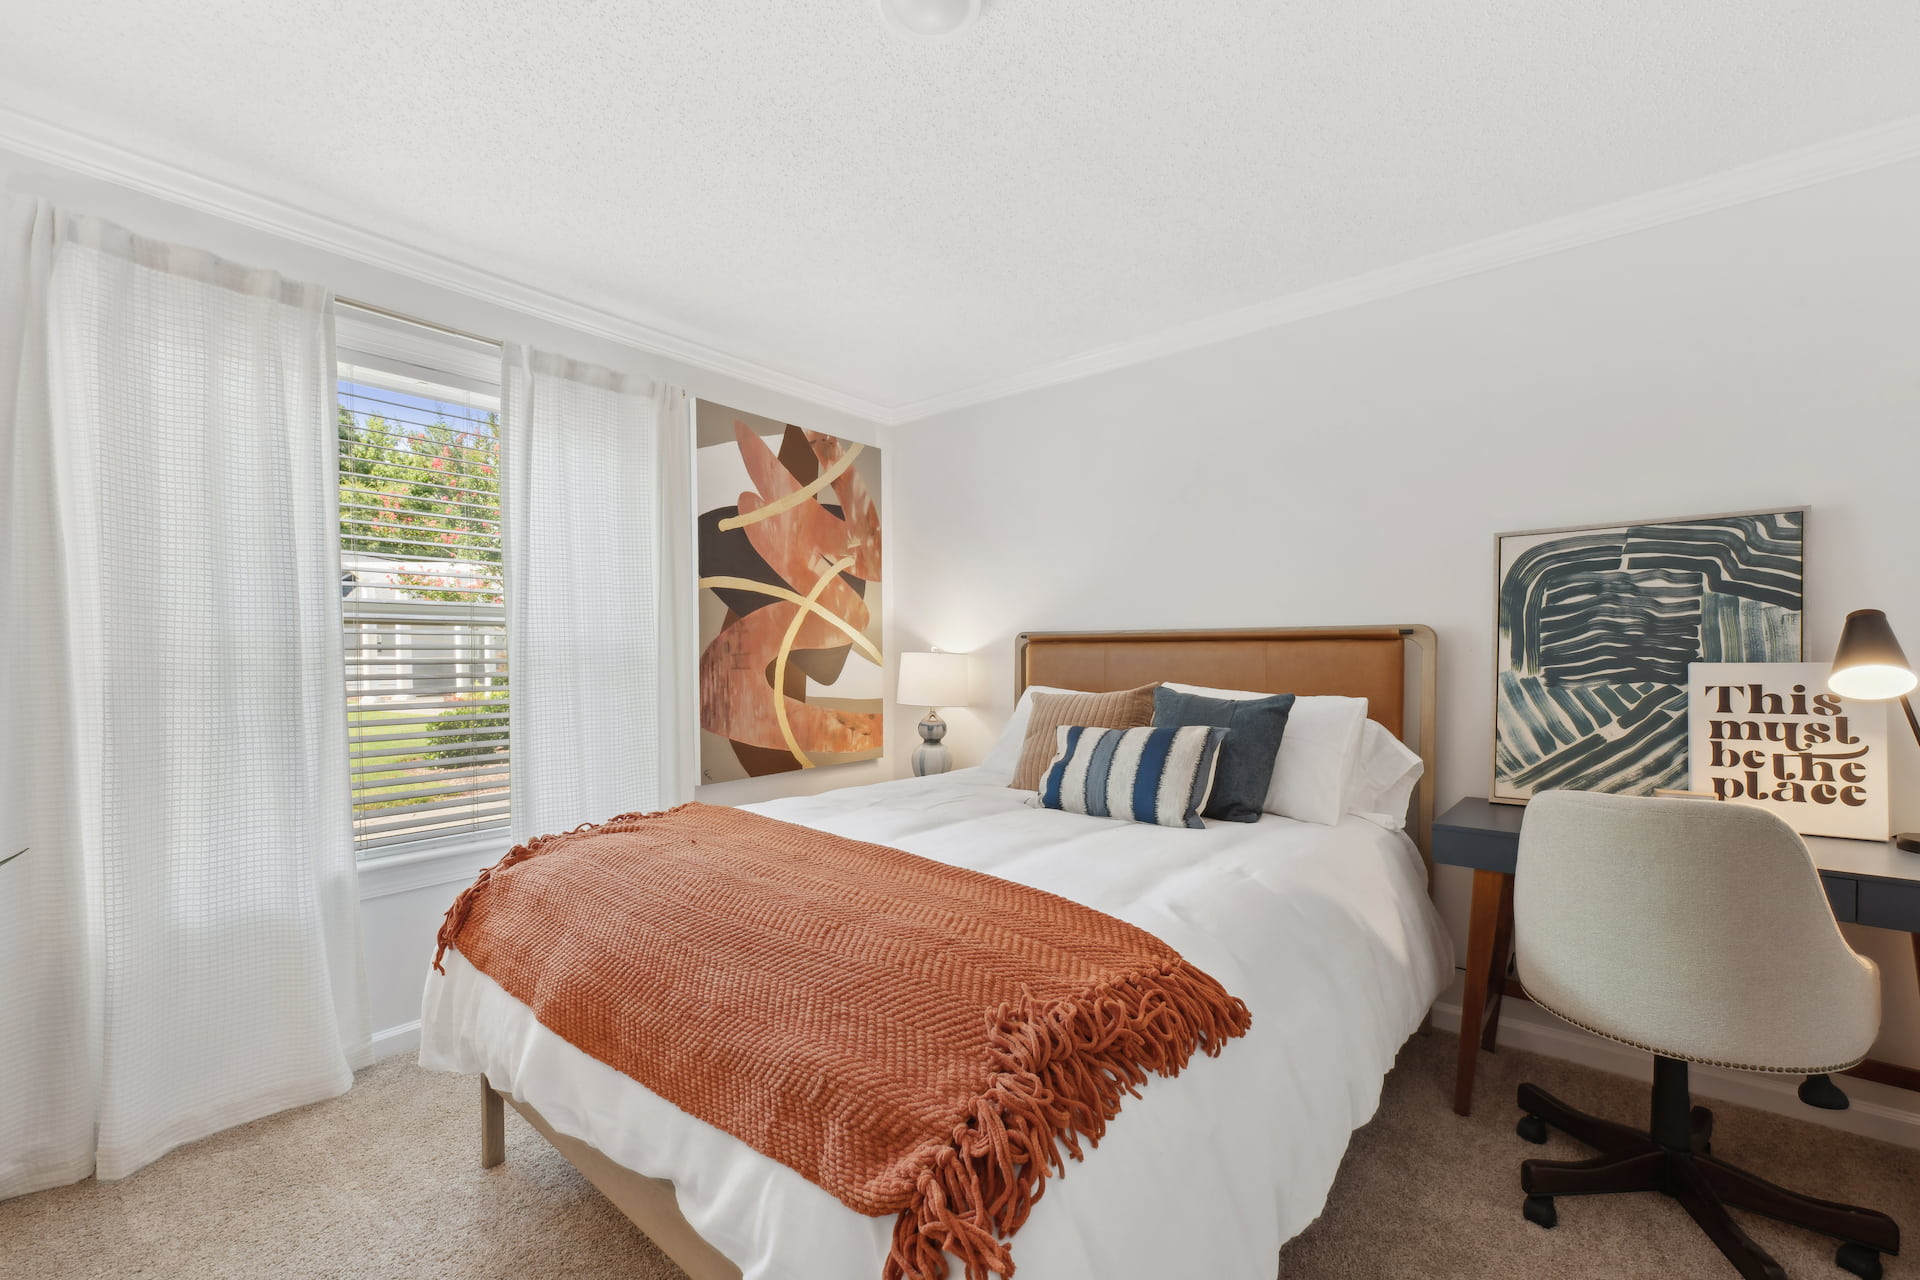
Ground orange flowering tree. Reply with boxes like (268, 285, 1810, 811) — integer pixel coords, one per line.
(337, 406, 501, 605)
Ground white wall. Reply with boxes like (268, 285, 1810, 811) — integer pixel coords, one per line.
(889, 156, 1920, 1075)
(0, 147, 891, 1052)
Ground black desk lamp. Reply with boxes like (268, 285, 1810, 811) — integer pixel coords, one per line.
(1798, 607, 1918, 1113)
(1827, 608, 1920, 853)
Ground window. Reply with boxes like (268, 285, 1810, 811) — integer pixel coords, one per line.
(335, 305, 507, 855)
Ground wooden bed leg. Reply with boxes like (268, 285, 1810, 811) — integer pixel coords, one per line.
(480, 1074, 506, 1169)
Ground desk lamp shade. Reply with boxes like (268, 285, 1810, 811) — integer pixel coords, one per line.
(1828, 609, 1918, 701)
(898, 652, 969, 778)
(1828, 609, 1920, 854)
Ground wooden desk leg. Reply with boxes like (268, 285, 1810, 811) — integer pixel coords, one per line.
(1454, 869, 1512, 1116)
(480, 1074, 506, 1169)
(1480, 874, 1517, 1052)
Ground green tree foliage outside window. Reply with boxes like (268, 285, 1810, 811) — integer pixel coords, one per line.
(337, 404, 501, 598)
(339, 397, 507, 774)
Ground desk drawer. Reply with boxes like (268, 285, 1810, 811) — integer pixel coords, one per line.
(1858, 878, 1920, 932)
(1432, 826, 1521, 875)
(1821, 874, 1858, 923)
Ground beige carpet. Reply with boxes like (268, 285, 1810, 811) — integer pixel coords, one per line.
(1279, 1033, 1920, 1279)
(3, 1033, 1915, 1279)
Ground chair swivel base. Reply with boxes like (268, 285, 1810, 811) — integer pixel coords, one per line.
(1515, 1058, 1900, 1280)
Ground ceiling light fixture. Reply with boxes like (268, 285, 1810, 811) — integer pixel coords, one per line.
(878, 0, 981, 38)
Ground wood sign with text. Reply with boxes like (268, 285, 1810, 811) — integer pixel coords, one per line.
(1687, 662, 1889, 841)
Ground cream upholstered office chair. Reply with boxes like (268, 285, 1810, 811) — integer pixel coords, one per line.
(1513, 791, 1900, 1280)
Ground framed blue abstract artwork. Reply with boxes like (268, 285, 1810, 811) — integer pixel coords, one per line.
(1491, 507, 1805, 804)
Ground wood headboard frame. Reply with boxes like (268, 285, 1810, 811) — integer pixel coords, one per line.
(1015, 626, 1439, 871)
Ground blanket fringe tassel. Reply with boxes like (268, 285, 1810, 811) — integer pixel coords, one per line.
(884, 961, 1252, 1280)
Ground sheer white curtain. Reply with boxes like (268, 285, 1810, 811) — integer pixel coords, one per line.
(0, 197, 368, 1197)
(0, 194, 94, 1200)
(656, 388, 697, 806)
(502, 348, 684, 839)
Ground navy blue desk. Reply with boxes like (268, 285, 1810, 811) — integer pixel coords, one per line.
(1434, 796, 1920, 1116)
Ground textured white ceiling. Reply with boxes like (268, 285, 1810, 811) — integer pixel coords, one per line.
(3, 2, 1919, 415)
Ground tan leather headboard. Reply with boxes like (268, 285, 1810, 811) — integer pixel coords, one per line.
(1015, 626, 1438, 865)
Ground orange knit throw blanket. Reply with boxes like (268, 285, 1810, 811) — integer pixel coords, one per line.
(435, 803, 1251, 1280)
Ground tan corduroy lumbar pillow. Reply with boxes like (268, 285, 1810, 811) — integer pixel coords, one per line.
(1009, 684, 1160, 790)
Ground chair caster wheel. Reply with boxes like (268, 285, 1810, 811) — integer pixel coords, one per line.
(1516, 1114, 1549, 1145)
(1836, 1243, 1882, 1280)
(1523, 1195, 1557, 1229)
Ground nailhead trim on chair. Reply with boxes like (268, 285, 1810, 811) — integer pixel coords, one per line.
(1518, 983, 1868, 1077)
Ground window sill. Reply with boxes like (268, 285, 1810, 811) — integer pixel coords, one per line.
(357, 831, 510, 901)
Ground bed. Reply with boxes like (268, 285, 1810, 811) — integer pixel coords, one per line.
(420, 626, 1454, 1280)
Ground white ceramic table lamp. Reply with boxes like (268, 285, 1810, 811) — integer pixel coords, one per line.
(898, 651, 969, 776)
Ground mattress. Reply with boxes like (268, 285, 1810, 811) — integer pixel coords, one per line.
(420, 767, 1453, 1280)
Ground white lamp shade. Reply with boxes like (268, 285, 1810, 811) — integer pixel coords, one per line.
(897, 651, 969, 708)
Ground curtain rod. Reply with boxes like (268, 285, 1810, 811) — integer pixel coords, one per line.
(335, 296, 503, 350)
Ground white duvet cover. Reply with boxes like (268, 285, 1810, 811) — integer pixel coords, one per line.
(420, 768, 1452, 1280)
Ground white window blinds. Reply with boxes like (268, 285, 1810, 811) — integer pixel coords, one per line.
(335, 305, 508, 855)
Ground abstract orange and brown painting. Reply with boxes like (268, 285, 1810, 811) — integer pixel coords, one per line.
(696, 402, 882, 781)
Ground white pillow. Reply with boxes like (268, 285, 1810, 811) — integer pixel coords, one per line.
(1346, 720, 1424, 831)
(978, 684, 1072, 778)
(1163, 684, 1367, 825)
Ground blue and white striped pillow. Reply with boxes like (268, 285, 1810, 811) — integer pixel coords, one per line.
(1027, 724, 1228, 829)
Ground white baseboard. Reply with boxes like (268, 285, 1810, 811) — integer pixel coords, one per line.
(370, 1019, 421, 1062)
(1433, 999, 1920, 1150)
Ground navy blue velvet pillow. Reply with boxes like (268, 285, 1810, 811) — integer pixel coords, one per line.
(1151, 686, 1295, 822)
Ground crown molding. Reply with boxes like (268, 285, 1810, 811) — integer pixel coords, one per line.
(5, 100, 1920, 429)
(888, 112, 1920, 424)
(0, 102, 894, 424)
